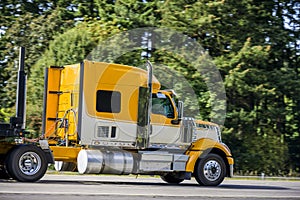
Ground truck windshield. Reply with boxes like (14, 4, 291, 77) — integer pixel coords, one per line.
(152, 93, 175, 118)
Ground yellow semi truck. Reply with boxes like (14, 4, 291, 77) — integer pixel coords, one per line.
(0, 48, 233, 186)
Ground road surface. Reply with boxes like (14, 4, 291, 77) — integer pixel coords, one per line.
(0, 174, 299, 200)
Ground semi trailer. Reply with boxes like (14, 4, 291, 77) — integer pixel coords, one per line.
(0, 47, 233, 186)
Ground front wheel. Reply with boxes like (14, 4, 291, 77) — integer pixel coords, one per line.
(194, 153, 226, 186)
(6, 145, 48, 182)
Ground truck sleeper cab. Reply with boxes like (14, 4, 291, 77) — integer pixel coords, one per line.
(44, 60, 233, 186)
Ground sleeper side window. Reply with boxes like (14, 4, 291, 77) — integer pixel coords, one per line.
(96, 90, 121, 113)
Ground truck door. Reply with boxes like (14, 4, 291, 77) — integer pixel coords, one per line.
(150, 93, 182, 145)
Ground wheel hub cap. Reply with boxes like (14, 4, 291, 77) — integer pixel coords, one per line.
(203, 160, 221, 181)
(19, 152, 41, 175)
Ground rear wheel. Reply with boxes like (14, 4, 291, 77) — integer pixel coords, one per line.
(194, 153, 226, 186)
(0, 167, 10, 179)
(6, 145, 48, 182)
(55, 161, 77, 172)
(161, 173, 184, 184)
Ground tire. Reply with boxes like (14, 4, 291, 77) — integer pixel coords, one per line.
(161, 173, 184, 184)
(55, 161, 77, 172)
(0, 167, 11, 179)
(6, 145, 48, 182)
(194, 153, 226, 186)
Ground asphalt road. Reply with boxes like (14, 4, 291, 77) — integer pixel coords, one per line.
(0, 174, 299, 200)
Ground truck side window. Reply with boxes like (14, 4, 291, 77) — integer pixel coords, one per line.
(96, 90, 121, 113)
(152, 93, 175, 118)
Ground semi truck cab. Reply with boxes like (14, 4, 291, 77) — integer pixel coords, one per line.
(1, 51, 233, 186)
(44, 60, 233, 186)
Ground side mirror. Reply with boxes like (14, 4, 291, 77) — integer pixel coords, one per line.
(171, 101, 184, 125)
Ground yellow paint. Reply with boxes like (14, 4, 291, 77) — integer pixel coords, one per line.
(190, 138, 231, 154)
(227, 156, 234, 165)
(44, 64, 80, 142)
(44, 61, 163, 145)
(185, 138, 233, 172)
(50, 146, 81, 162)
(44, 67, 61, 139)
(83, 61, 160, 122)
(185, 150, 202, 172)
(194, 119, 219, 126)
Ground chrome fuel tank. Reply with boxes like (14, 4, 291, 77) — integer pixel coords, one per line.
(77, 149, 134, 174)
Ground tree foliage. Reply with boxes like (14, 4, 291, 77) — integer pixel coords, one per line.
(0, 0, 299, 175)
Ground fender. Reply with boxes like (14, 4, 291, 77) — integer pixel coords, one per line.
(185, 138, 233, 172)
(1, 143, 54, 165)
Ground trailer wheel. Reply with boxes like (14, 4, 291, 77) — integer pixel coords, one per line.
(6, 145, 48, 182)
(0, 168, 10, 179)
(194, 153, 226, 186)
(161, 173, 184, 184)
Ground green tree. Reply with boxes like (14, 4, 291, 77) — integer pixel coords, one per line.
(159, 0, 299, 175)
(96, 0, 161, 28)
(26, 20, 124, 134)
(1, 0, 299, 175)
(0, 10, 74, 117)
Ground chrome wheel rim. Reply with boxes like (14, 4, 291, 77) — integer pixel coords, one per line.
(203, 160, 221, 181)
(18, 152, 41, 175)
